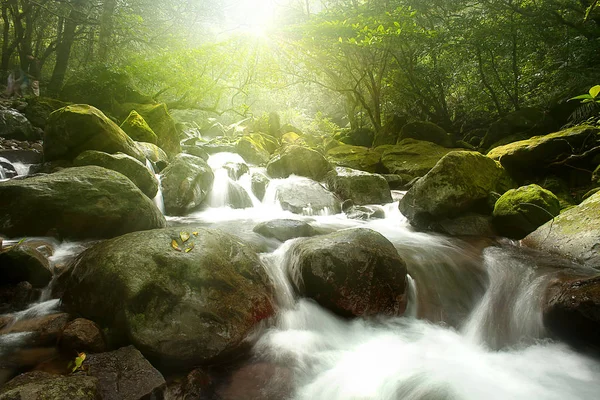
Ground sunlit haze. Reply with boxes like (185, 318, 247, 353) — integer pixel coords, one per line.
(224, 0, 278, 37)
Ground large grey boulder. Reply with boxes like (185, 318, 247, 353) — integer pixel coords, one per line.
(0, 372, 99, 400)
(325, 167, 392, 205)
(270, 177, 341, 215)
(0, 166, 166, 239)
(266, 145, 332, 181)
(60, 227, 275, 367)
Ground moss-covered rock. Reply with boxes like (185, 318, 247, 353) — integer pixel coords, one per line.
(121, 103, 181, 157)
(326, 144, 383, 173)
(267, 145, 332, 181)
(24, 96, 70, 129)
(120, 110, 158, 144)
(373, 115, 407, 147)
(0, 166, 166, 239)
(492, 184, 560, 239)
(287, 228, 407, 317)
(487, 125, 600, 179)
(44, 104, 145, 162)
(281, 132, 305, 147)
(481, 107, 556, 151)
(0, 371, 100, 400)
(74, 150, 158, 199)
(338, 128, 375, 147)
(399, 121, 452, 147)
(136, 142, 169, 169)
(236, 135, 271, 165)
(325, 167, 392, 205)
(523, 190, 600, 268)
(399, 151, 516, 229)
(380, 139, 458, 182)
(160, 153, 214, 215)
(60, 228, 275, 367)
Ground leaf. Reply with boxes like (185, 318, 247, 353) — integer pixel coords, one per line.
(180, 231, 190, 242)
(192, 232, 199, 236)
(569, 94, 592, 101)
(71, 352, 86, 373)
(589, 85, 600, 99)
(185, 243, 195, 253)
(171, 239, 182, 252)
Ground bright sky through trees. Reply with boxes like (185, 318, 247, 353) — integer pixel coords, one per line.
(223, 0, 278, 37)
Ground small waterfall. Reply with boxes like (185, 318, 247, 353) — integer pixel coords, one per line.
(12, 162, 30, 176)
(0, 167, 5, 180)
(145, 159, 165, 214)
(404, 274, 418, 318)
(205, 152, 254, 209)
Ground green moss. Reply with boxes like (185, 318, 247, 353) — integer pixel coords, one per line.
(326, 144, 383, 173)
(120, 110, 158, 144)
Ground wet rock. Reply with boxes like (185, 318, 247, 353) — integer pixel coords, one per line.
(345, 205, 386, 220)
(60, 228, 275, 367)
(237, 135, 271, 165)
(166, 368, 215, 400)
(181, 145, 209, 161)
(136, 141, 169, 170)
(216, 362, 293, 400)
(253, 219, 318, 242)
(288, 228, 407, 317)
(267, 145, 332, 181)
(0, 371, 100, 400)
(0, 109, 37, 141)
(160, 153, 214, 216)
(435, 214, 496, 237)
(399, 151, 515, 230)
(1, 313, 71, 348)
(326, 144, 383, 173)
(0, 241, 52, 287)
(74, 150, 158, 199)
(399, 121, 452, 147)
(224, 161, 249, 180)
(121, 103, 181, 157)
(0, 166, 166, 239)
(58, 318, 106, 354)
(0, 149, 43, 165)
(84, 346, 165, 400)
(523, 190, 600, 268)
(382, 174, 404, 190)
(0, 282, 36, 314)
(544, 275, 600, 349)
(24, 97, 70, 129)
(44, 104, 145, 162)
(325, 167, 392, 205)
(270, 177, 341, 215)
(492, 184, 560, 239)
(251, 171, 270, 201)
(120, 110, 158, 144)
(0, 157, 18, 179)
(338, 127, 375, 147)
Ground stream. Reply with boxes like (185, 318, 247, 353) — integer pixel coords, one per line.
(2, 152, 600, 398)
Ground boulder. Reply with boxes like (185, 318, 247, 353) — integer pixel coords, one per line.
(160, 153, 214, 215)
(0, 371, 100, 400)
(435, 214, 496, 237)
(399, 121, 452, 147)
(0, 166, 166, 239)
(237, 135, 272, 165)
(399, 151, 516, 229)
(325, 167, 392, 205)
(84, 346, 166, 400)
(266, 145, 332, 181)
(44, 104, 145, 162)
(544, 275, 600, 349)
(0, 313, 71, 348)
(181, 145, 209, 161)
(373, 115, 407, 147)
(487, 125, 600, 179)
(338, 128, 375, 147)
(0, 109, 37, 141)
(523, 191, 600, 268)
(136, 142, 169, 170)
(287, 228, 407, 317)
(270, 177, 341, 215)
(326, 145, 383, 173)
(0, 241, 53, 287)
(120, 110, 158, 144)
(223, 162, 250, 180)
(0, 281, 36, 314)
(74, 150, 158, 199)
(60, 228, 275, 367)
(122, 103, 181, 157)
(58, 318, 106, 354)
(381, 139, 458, 182)
(24, 97, 70, 129)
(344, 204, 386, 220)
(481, 107, 556, 151)
(253, 220, 318, 242)
(492, 184, 561, 239)
(251, 171, 270, 201)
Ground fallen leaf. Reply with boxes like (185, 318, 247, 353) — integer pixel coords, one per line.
(193, 232, 199, 236)
(180, 231, 190, 242)
(185, 243, 195, 253)
(71, 352, 86, 373)
(171, 239, 182, 252)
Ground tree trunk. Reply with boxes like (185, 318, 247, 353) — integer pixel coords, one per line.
(1, 3, 11, 74)
(98, 0, 116, 62)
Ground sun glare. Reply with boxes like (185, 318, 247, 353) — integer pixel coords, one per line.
(226, 0, 277, 37)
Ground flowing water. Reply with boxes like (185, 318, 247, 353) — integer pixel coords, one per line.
(3, 152, 600, 398)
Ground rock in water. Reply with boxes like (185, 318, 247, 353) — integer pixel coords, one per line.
(0, 166, 165, 239)
(253, 219, 318, 242)
(270, 177, 341, 215)
(266, 145, 332, 181)
(325, 167, 392, 205)
(0, 372, 100, 400)
(60, 227, 275, 367)
(288, 228, 407, 317)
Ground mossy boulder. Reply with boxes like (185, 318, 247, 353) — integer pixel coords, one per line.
(136, 142, 169, 169)
(281, 132, 305, 147)
(481, 107, 556, 151)
(24, 96, 70, 129)
(487, 125, 600, 179)
(74, 150, 158, 199)
(266, 145, 332, 181)
(0, 372, 100, 400)
(0, 241, 53, 287)
(60, 227, 275, 367)
(492, 184, 561, 239)
(120, 110, 158, 144)
(326, 144, 383, 173)
(160, 153, 214, 215)
(523, 190, 600, 268)
(380, 139, 458, 182)
(287, 228, 407, 317)
(0, 109, 37, 141)
(236, 135, 271, 165)
(44, 104, 145, 163)
(0, 166, 166, 239)
(399, 151, 516, 229)
(121, 103, 181, 157)
(253, 219, 318, 242)
(325, 167, 392, 205)
(399, 121, 452, 147)
(373, 115, 407, 147)
(269, 177, 341, 215)
(338, 128, 375, 147)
